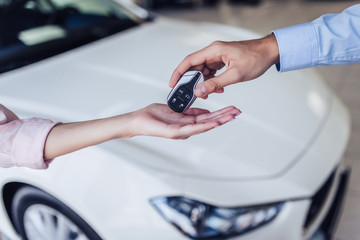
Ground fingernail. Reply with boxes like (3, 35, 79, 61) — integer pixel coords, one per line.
(200, 86, 207, 94)
(196, 86, 207, 97)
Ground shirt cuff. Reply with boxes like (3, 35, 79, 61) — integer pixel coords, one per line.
(272, 22, 319, 72)
(11, 118, 58, 169)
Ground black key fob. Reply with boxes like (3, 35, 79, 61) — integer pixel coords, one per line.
(167, 71, 204, 113)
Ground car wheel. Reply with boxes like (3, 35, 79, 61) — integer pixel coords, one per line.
(11, 186, 102, 240)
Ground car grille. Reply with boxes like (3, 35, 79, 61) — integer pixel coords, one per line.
(303, 170, 336, 229)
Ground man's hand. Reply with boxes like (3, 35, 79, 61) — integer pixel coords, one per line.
(169, 34, 279, 99)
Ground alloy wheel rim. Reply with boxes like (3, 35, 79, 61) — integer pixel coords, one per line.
(23, 204, 89, 240)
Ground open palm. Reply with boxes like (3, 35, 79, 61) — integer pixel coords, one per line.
(130, 103, 241, 139)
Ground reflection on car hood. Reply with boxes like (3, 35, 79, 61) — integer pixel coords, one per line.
(0, 18, 332, 179)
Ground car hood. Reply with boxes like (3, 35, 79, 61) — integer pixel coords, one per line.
(0, 17, 332, 180)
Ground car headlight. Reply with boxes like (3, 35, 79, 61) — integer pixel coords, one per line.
(150, 196, 284, 239)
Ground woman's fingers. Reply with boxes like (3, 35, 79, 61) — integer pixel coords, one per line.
(195, 106, 241, 123)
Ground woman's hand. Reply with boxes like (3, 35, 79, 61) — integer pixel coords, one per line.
(45, 104, 241, 159)
(128, 103, 241, 139)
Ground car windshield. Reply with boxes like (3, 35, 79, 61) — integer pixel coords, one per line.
(0, 0, 146, 73)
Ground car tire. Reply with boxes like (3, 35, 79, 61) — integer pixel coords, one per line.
(11, 186, 102, 240)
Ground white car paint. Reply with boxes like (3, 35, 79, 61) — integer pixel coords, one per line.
(0, 12, 350, 240)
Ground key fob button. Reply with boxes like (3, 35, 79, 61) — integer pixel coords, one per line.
(168, 96, 186, 113)
(176, 87, 191, 98)
(177, 88, 185, 96)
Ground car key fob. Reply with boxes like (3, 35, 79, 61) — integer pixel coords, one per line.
(167, 70, 204, 113)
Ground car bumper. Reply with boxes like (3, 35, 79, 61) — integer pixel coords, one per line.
(222, 166, 350, 240)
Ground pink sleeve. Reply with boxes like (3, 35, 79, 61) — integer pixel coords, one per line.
(0, 105, 58, 169)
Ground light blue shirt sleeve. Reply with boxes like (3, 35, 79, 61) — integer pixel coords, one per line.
(272, 4, 360, 72)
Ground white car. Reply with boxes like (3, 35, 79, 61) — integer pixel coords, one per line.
(0, 0, 351, 240)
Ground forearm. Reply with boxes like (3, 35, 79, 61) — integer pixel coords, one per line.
(44, 113, 133, 160)
(313, 5, 360, 65)
(44, 103, 240, 160)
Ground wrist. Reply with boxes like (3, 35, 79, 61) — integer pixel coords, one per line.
(263, 33, 280, 65)
(112, 112, 136, 139)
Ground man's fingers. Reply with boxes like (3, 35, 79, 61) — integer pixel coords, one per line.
(214, 88, 225, 93)
(169, 46, 221, 88)
(194, 68, 242, 98)
(169, 53, 203, 87)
